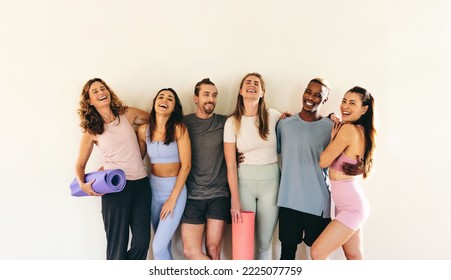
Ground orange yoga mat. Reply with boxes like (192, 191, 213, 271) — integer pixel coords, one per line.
(232, 211, 255, 260)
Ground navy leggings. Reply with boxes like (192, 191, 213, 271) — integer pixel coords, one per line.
(101, 177, 151, 260)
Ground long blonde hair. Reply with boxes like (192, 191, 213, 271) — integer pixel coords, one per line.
(230, 72, 269, 140)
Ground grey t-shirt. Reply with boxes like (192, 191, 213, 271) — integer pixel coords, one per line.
(184, 113, 230, 200)
(276, 114, 333, 218)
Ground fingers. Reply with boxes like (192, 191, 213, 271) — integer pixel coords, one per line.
(231, 210, 243, 224)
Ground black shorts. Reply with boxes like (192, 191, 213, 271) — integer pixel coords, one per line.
(181, 196, 231, 224)
(278, 207, 331, 247)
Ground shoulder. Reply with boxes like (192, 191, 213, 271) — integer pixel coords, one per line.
(268, 108, 281, 116)
(184, 113, 195, 121)
(175, 122, 188, 137)
(82, 130, 97, 144)
(216, 113, 228, 122)
(137, 123, 148, 137)
(337, 123, 358, 140)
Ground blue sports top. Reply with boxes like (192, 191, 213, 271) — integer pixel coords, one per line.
(146, 140, 180, 163)
(146, 125, 180, 164)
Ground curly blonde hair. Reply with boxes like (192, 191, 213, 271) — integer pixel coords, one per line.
(77, 78, 128, 134)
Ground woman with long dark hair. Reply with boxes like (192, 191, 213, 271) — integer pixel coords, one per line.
(137, 88, 191, 260)
(311, 86, 376, 260)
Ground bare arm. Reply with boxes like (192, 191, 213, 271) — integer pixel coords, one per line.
(319, 123, 352, 168)
(125, 107, 150, 125)
(224, 142, 242, 223)
(160, 124, 192, 220)
(137, 124, 148, 159)
(74, 132, 101, 196)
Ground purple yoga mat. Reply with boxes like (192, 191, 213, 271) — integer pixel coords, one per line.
(70, 169, 126, 197)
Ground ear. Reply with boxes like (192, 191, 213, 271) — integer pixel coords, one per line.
(260, 90, 265, 98)
(361, 105, 368, 115)
(322, 96, 328, 104)
(193, 94, 198, 104)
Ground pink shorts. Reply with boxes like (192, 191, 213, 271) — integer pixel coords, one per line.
(330, 179, 370, 231)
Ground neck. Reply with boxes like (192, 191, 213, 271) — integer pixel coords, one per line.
(243, 99, 259, 117)
(98, 107, 115, 123)
(155, 113, 170, 130)
(299, 109, 321, 122)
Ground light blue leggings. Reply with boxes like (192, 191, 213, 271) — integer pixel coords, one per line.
(150, 175, 187, 260)
(238, 163, 280, 258)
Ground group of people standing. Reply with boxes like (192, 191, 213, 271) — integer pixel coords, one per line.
(74, 73, 375, 260)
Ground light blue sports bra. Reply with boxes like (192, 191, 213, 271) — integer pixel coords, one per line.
(146, 125, 180, 164)
(146, 140, 180, 164)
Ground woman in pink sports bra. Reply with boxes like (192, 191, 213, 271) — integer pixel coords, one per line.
(311, 86, 376, 260)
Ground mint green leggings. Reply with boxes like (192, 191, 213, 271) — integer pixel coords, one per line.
(238, 163, 280, 256)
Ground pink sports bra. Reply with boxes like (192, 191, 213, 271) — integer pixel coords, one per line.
(329, 152, 358, 172)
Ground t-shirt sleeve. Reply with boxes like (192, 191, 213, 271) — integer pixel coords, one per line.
(223, 117, 236, 143)
(276, 119, 282, 154)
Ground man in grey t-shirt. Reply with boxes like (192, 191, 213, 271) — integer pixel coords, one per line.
(180, 78, 231, 260)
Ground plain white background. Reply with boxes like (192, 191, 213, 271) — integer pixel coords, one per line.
(0, 0, 450, 260)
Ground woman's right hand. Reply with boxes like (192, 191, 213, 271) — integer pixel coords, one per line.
(80, 179, 101, 196)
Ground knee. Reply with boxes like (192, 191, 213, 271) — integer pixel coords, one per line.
(183, 246, 200, 260)
(344, 249, 363, 260)
(310, 244, 327, 260)
(152, 242, 169, 260)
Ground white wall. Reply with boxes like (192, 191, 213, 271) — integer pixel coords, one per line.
(1, 0, 450, 260)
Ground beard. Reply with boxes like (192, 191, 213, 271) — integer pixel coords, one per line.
(202, 102, 215, 114)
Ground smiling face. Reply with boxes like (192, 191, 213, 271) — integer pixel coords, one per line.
(340, 91, 368, 123)
(88, 81, 111, 109)
(302, 81, 329, 113)
(154, 89, 176, 114)
(239, 74, 264, 100)
(194, 83, 217, 116)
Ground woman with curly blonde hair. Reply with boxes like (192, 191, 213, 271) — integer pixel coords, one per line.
(74, 78, 151, 260)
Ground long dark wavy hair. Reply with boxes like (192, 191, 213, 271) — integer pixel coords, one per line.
(147, 88, 186, 145)
(77, 78, 128, 135)
(348, 86, 376, 178)
(230, 72, 269, 140)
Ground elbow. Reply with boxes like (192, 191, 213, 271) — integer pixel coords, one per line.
(318, 156, 328, 169)
(182, 162, 191, 173)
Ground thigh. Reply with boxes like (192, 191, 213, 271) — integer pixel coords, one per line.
(303, 213, 331, 247)
(205, 218, 227, 247)
(278, 207, 303, 245)
(342, 228, 363, 260)
(130, 178, 151, 234)
(181, 199, 207, 224)
(205, 196, 231, 223)
(181, 223, 205, 249)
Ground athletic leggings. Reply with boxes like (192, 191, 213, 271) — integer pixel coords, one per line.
(238, 163, 280, 258)
(150, 174, 187, 260)
(101, 177, 151, 260)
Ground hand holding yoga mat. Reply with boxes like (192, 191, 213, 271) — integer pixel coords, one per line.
(232, 211, 255, 260)
(70, 169, 126, 197)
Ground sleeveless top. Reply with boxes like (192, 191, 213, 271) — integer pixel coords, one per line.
(96, 114, 147, 180)
(329, 152, 358, 172)
(146, 126, 180, 163)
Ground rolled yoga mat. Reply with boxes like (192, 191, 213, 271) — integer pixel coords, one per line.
(232, 211, 255, 260)
(70, 169, 126, 197)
